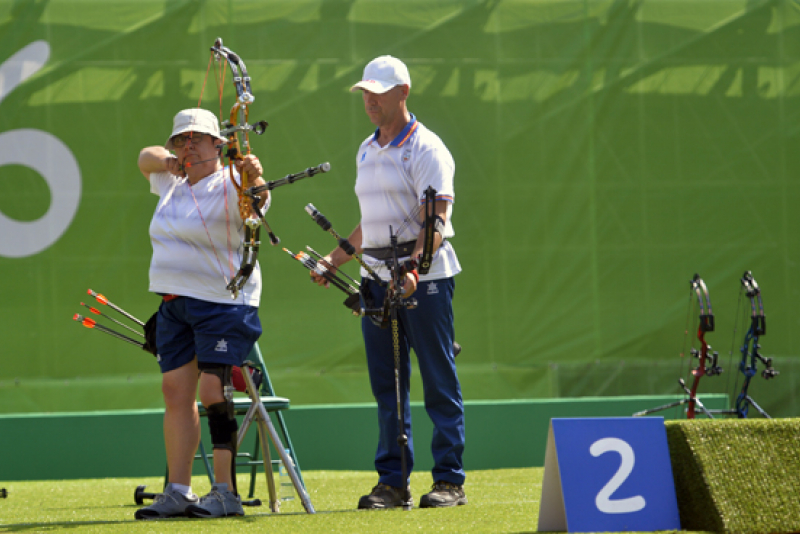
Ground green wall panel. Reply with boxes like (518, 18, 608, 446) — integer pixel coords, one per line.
(0, 395, 729, 481)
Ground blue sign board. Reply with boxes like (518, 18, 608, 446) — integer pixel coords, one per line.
(537, 417, 680, 532)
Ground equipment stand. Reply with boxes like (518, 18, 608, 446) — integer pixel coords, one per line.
(239, 361, 316, 514)
(632, 378, 715, 418)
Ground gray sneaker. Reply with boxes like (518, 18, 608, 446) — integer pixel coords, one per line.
(134, 484, 199, 520)
(184, 483, 244, 518)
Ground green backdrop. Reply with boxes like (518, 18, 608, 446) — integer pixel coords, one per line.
(1, 0, 799, 417)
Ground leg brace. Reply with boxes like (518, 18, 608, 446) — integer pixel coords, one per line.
(199, 363, 239, 494)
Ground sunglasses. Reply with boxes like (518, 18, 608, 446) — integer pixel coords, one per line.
(170, 132, 208, 148)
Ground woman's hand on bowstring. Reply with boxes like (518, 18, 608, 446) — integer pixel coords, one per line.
(164, 155, 186, 178)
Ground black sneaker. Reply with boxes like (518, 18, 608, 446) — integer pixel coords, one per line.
(357, 483, 412, 509)
(419, 481, 468, 508)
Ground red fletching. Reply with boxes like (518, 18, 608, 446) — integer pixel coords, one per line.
(88, 289, 108, 305)
(80, 303, 102, 315)
(73, 314, 96, 328)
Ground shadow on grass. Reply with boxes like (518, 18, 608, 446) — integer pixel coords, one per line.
(0, 508, 372, 532)
(0, 505, 381, 532)
(1, 519, 135, 531)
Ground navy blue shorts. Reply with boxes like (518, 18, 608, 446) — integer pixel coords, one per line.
(155, 296, 262, 373)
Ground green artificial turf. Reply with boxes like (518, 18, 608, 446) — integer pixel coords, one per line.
(0, 468, 691, 534)
(8, 419, 798, 534)
(666, 419, 800, 534)
(0, 469, 540, 533)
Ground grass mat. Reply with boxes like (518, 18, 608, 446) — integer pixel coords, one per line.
(0, 469, 543, 533)
(667, 419, 800, 534)
(0, 467, 714, 533)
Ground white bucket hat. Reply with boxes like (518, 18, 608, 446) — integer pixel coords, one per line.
(350, 55, 411, 94)
(165, 108, 226, 148)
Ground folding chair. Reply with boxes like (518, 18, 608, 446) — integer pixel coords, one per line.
(165, 343, 315, 513)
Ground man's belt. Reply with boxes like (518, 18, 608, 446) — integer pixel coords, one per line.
(362, 241, 416, 261)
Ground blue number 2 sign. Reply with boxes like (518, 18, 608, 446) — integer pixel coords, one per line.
(537, 417, 680, 533)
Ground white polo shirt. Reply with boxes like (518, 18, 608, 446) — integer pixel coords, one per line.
(355, 115, 461, 281)
(148, 168, 266, 306)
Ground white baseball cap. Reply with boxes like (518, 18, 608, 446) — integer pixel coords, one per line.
(165, 108, 226, 148)
(350, 55, 411, 94)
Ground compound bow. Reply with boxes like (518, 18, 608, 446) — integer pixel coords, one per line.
(632, 273, 721, 419)
(730, 271, 777, 418)
(683, 274, 722, 419)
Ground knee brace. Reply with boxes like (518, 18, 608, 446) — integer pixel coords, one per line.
(205, 401, 238, 453)
(198, 362, 233, 396)
(198, 363, 238, 452)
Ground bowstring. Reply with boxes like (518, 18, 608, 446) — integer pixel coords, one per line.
(213, 53, 236, 280)
(392, 200, 426, 244)
(193, 49, 235, 285)
(678, 288, 695, 412)
(725, 285, 745, 402)
(198, 54, 213, 108)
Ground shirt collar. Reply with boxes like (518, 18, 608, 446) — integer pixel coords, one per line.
(371, 113, 418, 147)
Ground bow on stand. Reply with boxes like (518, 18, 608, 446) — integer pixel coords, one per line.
(633, 274, 721, 419)
(202, 39, 328, 298)
(725, 271, 777, 418)
(683, 274, 722, 419)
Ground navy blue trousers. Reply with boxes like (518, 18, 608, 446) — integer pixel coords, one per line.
(361, 277, 465, 488)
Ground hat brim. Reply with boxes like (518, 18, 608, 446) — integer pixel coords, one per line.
(350, 80, 397, 94)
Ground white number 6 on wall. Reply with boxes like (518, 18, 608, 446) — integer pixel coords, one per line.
(590, 437, 646, 514)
